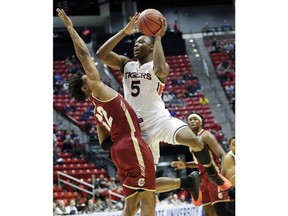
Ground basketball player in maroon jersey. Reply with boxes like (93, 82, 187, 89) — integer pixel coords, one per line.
(56, 8, 201, 215)
(96, 12, 232, 196)
(171, 112, 235, 216)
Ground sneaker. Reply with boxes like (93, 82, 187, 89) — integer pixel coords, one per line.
(188, 171, 202, 207)
(209, 173, 232, 192)
(218, 174, 232, 192)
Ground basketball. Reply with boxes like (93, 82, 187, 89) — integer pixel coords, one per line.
(137, 9, 165, 36)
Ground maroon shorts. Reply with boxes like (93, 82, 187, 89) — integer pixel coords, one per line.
(110, 133, 156, 198)
(200, 172, 230, 206)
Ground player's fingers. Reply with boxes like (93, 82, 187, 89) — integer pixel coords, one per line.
(133, 29, 139, 33)
(162, 18, 167, 26)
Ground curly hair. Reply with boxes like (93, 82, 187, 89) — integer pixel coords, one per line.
(68, 71, 87, 102)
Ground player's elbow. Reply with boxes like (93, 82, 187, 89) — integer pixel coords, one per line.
(76, 49, 90, 61)
(155, 68, 169, 79)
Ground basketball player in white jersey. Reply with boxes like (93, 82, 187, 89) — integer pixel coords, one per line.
(96, 12, 232, 195)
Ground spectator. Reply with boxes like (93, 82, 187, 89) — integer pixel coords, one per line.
(108, 177, 118, 190)
(180, 194, 188, 204)
(166, 23, 171, 32)
(65, 199, 78, 215)
(103, 197, 114, 212)
(222, 19, 231, 32)
(88, 126, 99, 145)
(75, 194, 86, 211)
(55, 199, 69, 215)
(69, 129, 79, 140)
(94, 198, 105, 212)
(53, 202, 57, 216)
(84, 198, 97, 214)
(89, 174, 98, 189)
(97, 174, 108, 189)
(162, 91, 174, 103)
(182, 71, 194, 81)
(170, 193, 181, 205)
(63, 102, 77, 113)
(61, 137, 73, 154)
(61, 81, 69, 95)
(72, 137, 84, 158)
(173, 20, 179, 32)
(211, 37, 221, 52)
(183, 84, 199, 97)
(80, 106, 94, 122)
(202, 22, 214, 36)
(94, 188, 106, 201)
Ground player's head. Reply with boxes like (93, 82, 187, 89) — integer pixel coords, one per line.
(187, 112, 205, 131)
(68, 71, 91, 102)
(133, 35, 155, 59)
(228, 136, 235, 154)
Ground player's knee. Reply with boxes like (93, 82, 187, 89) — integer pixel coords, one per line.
(176, 128, 202, 149)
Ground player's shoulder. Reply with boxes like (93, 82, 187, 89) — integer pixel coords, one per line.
(200, 129, 213, 138)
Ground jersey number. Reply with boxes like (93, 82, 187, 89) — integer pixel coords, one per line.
(131, 80, 140, 97)
(95, 106, 113, 131)
(131, 80, 164, 96)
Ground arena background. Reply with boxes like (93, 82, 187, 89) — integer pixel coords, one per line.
(1, 1, 287, 216)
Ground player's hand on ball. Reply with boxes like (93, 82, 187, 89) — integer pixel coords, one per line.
(154, 18, 167, 38)
(123, 12, 140, 35)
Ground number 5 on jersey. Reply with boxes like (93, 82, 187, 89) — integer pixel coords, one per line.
(131, 80, 164, 97)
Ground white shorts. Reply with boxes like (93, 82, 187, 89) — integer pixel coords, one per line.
(139, 110, 189, 165)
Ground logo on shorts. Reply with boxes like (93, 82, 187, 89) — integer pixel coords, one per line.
(218, 192, 223, 199)
(138, 178, 145, 187)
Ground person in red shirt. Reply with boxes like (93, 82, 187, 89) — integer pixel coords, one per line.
(172, 112, 234, 216)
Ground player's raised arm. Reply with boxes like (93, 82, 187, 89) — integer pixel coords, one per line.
(153, 18, 170, 80)
(56, 8, 99, 82)
(96, 12, 139, 72)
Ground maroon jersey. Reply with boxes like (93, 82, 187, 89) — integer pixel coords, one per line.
(192, 129, 229, 205)
(89, 93, 141, 142)
(89, 93, 156, 197)
(194, 129, 222, 174)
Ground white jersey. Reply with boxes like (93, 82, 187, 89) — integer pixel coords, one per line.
(123, 60, 188, 165)
(123, 60, 167, 119)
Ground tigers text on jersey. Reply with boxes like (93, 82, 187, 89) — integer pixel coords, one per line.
(123, 60, 188, 165)
(123, 61, 166, 119)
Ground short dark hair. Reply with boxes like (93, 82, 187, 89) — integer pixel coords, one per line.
(139, 35, 155, 45)
(68, 71, 87, 102)
(148, 36, 155, 44)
